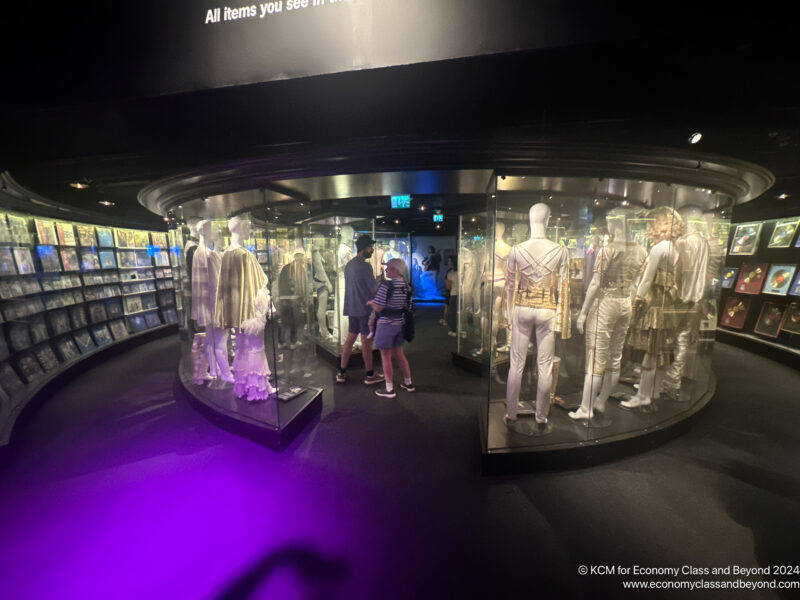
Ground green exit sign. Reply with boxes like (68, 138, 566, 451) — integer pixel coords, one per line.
(391, 195, 411, 209)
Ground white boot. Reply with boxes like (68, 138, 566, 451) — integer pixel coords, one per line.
(570, 373, 602, 420)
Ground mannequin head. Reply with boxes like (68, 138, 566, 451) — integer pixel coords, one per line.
(495, 222, 506, 243)
(187, 217, 201, 238)
(529, 203, 551, 237)
(511, 222, 529, 243)
(196, 219, 212, 242)
(645, 206, 685, 242)
(605, 207, 637, 242)
(228, 216, 251, 241)
(389, 239, 396, 249)
(340, 225, 354, 245)
(678, 205, 706, 236)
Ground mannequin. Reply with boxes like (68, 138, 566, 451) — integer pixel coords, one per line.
(312, 246, 334, 339)
(505, 204, 571, 426)
(661, 206, 710, 400)
(334, 226, 355, 344)
(214, 216, 276, 401)
(278, 249, 309, 348)
(384, 239, 401, 261)
(511, 222, 529, 244)
(192, 219, 233, 383)
(478, 222, 511, 353)
(184, 217, 201, 298)
(569, 209, 647, 421)
(620, 207, 685, 409)
(374, 243, 385, 277)
(459, 243, 476, 313)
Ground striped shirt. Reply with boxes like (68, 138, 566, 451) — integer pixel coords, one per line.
(373, 279, 410, 325)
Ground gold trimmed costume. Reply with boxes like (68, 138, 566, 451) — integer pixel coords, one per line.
(214, 246, 268, 330)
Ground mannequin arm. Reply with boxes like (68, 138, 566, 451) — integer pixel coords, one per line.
(504, 248, 517, 314)
(577, 274, 602, 334)
(635, 243, 663, 301)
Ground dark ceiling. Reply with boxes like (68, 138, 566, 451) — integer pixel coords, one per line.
(2, 26, 799, 228)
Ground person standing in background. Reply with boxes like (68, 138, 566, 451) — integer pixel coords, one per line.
(445, 256, 459, 336)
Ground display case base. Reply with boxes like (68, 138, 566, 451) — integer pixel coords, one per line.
(178, 355, 322, 451)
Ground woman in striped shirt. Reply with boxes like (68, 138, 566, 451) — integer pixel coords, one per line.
(367, 258, 415, 398)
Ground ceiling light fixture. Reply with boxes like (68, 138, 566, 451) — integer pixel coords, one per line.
(98, 200, 115, 207)
(69, 181, 89, 190)
(420, 205, 426, 211)
(778, 193, 791, 200)
(689, 132, 703, 144)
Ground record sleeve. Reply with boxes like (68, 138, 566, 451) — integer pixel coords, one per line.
(13, 247, 35, 274)
(730, 222, 762, 256)
(720, 267, 738, 289)
(0, 281, 12, 299)
(767, 217, 800, 248)
(163, 308, 178, 323)
(142, 294, 157, 310)
(151, 232, 167, 248)
(133, 231, 150, 248)
(0, 247, 17, 275)
(135, 249, 152, 267)
(80, 250, 101, 271)
(34, 344, 61, 372)
(47, 309, 71, 335)
(56, 222, 77, 246)
(90, 324, 113, 347)
(16, 353, 44, 384)
(780, 303, 800, 335)
(762, 265, 796, 296)
(88, 302, 108, 323)
(114, 229, 134, 248)
(37, 246, 62, 272)
(99, 250, 117, 269)
(106, 297, 123, 318)
(0, 362, 25, 396)
(54, 336, 81, 362)
(7, 322, 33, 352)
(754, 302, 786, 338)
(34, 219, 58, 245)
(77, 225, 97, 247)
(734, 263, 768, 295)
(129, 314, 147, 332)
(108, 319, 129, 340)
(29, 314, 49, 344)
(117, 250, 137, 268)
(72, 329, 96, 354)
(153, 250, 170, 267)
(59, 248, 79, 271)
(7, 215, 32, 244)
(144, 311, 161, 328)
(720, 296, 751, 329)
(69, 305, 88, 329)
(97, 227, 114, 248)
(125, 296, 143, 314)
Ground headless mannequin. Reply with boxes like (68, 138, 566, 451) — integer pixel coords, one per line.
(505, 204, 571, 425)
(478, 222, 511, 354)
(460, 243, 476, 313)
(335, 226, 355, 345)
(570, 212, 646, 420)
(194, 220, 233, 383)
(312, 247, 334, 339)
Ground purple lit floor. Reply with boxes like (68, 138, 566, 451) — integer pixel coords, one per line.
(1, 308, 799, 598)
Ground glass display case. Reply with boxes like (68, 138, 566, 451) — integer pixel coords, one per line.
(373, 232, 411, 281)
(303, 216, 376, 362)
(469, 175, 731, 456)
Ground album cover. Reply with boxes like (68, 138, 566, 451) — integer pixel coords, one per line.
(0, 362, 25, 396)
(7, 322, 33, 352)
(72, 289, 84, 304)
(16, 353, 45, 384)
(133, 231, 150, 248)
(29, 314, 49, 344)
(8, 279, 24, 297)
(729, 222, 762, 256)
(71, 329, 94, 355)
(0, 281, 12, 299)
(99, 250, 117, 269)
(76, 225, 97, 247)
(7, 215, 31, 244)
(69, 305, 88, 329)
(151, 232, 168, 248)
(0, 247, 17, 275)
(153, 250, 169, 267)
(124, 295, 143, 314)
(88, 301, 107, 324)
(754, 302, 786, 338)
(129, 314, 147, 332)
(13, 247, 35, 274)
(735, 263, 768, 295)
(720, 296, 751, 329)
(34, 219, 58, 245)
(37, 246, 62, 272)
(162, 309, 178, 323)
(142, 294, 157, 310)
(34, 344, 61, 372)
(255, 238, 267, 251)
(47, 309, 71, 336)
(116, 250, 135, 268)
(56, 222, 77, 246)
(97, 227, 114, 248)
(59, 248, 79, 271)
(136, 250, 153, 267)
(80, 250, 101, 271)
(106, 297, 123, 319)
(108, 319, 129, 340)
(90, 323, 113, 347)
(22, 279, 42, 295)
(54, 336, 81, 362)
(762, 265, 797, 296)
(767, 217, 800, 248)
(144, 311, 162, 328)
(158, 291, 175, 307)
(115, 228, 134, 248)
(0, 214, 11, 244)
(720, 267, 738, 289)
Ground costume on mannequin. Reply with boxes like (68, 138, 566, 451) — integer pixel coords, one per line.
(192, 219, 233, 383)
(312, 247, 334, 339)
(621, 207, 685, 409)
(569, 210, 647, 421)
(214, 216, 276, 401)
(278, 250, 309, 348)
(662, 207, 710, 399)
(335, 226, 355, 345)
(459, 244, 476, 314)
(505, 204, 571, 426)
(478, 223, 511, 354)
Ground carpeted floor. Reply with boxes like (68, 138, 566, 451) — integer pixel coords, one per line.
(1, 306, 798, 599)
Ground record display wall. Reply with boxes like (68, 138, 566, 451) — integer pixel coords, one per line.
(719, 215, 800, 356)
(0, 210, 181, 445)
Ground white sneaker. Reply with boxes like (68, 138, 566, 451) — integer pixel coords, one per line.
(569, 406, 593, 420)
(620, 395, 651, 408)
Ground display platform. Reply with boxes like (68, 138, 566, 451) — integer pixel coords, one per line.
(178, 354, 322, 450)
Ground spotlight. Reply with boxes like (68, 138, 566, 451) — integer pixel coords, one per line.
(394, 219, 400, 224)
(435, 224, 441, 230)
(98, 200, 115, 207)
(69, 181, 89, 190)
(420, 205, 426, 211)
(778, 193, 791, 200)
(689, 132, 703, 144)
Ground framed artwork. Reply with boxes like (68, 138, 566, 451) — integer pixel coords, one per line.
(97, 227, 114, 248)
(34, 219, 58, 245)
(790, 271, 800, 296)
(730, 222, 762, 256)
(114, 228, 134, 248)
(13, 247, 35, 274)
(720, 296, 751, 329)
(56, 222, 77, 246)
(99, 250, 117, 269)
(762, 265, 796, 296)
(720, 267, 738, 289)
(780, 303, 800, 335)
(0, 362, 25, 396)
(754, 302, 786, 338)
(144, 311, 161, 328)
(77, 225, 97, 247)
(81, 250, 101, 271)
(54, 336, 81, 362)
(59, 248, 80, 271)
(768, 217, 800, 248)
(34, 344, 61, 372)
(735, 263, 767, 295)
(90, 324, 113, 347)
(108, 319, 129, 340)
(16, 353, 45, 384)
(0, 247, 17, 275)
(153, 250, 170, 267)
(72, 329, 97, 354)
(255, 238, 267, 251)
(136, 250, 153, 267)
(37, 245, 62, 272)
(129, 314, 147, 332)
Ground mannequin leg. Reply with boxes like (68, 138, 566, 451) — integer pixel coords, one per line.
(533, 309, 556, 423)
(570, 373, 603, 419)
(505, 307, 533, 420)
(595, 371, 619, 412)
(663, 308, 696, 390)
(317, 288, 329, 337)
(622, 367, 655, 407)
(209, 326, 233, 383)
(204, 329, 219, 378)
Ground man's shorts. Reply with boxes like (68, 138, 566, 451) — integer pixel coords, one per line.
(348, 315, 371, 336)
(374, 321, 405, 350)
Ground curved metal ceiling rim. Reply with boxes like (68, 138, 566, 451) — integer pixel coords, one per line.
(138, 140, 774, 216)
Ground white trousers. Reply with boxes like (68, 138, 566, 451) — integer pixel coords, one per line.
(506, 306, 556, 423)
(663, 304, 700, 390)
(585, 295, 631, 375)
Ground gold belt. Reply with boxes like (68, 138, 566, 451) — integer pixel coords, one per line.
(515, 286, 557, 310)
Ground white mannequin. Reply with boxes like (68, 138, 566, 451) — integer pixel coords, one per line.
(459, 243, 476, 313)
(570, 210, 646, 420)
(384, 239, 400, 261)
(505, 204, 571, 425)
(312, 246, 334, 339)
(194, 220, 233, 383)
(335, 225, 355, 344)
(479, 222, 511, 353)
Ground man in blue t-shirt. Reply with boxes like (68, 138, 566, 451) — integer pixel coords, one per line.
(337, 234, 385, 385)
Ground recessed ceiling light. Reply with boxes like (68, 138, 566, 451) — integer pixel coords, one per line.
(435, 224, 441, 229)
(163, 217, 169, 222)
(689, 132, 703, 144)
(778, 193, 791, 200)
(98, 200, 114, 207)
(69, 181, 89, 190)
(420, 205, 426, 211)
(394, 219, 400, 224)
